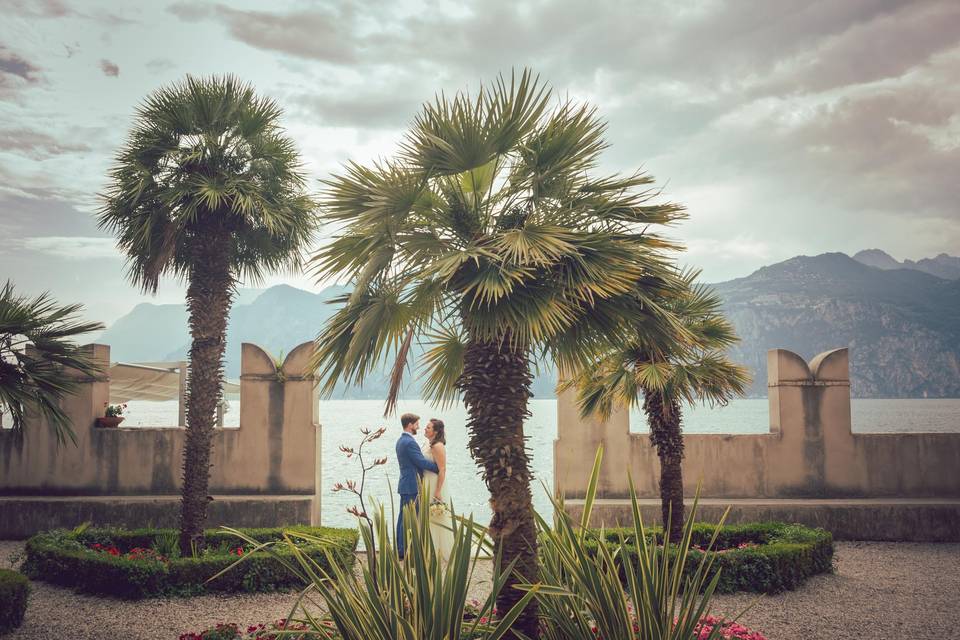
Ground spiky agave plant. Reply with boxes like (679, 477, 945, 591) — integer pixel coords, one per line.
(0, 282, 104, 444)
(221, 498, 535, 640)
(99, 75, 317, 554)
(523, 447, 750, 640)
(311, 69, 689, 637)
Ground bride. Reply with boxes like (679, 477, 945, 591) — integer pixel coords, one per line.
(421, 418, 454, 560)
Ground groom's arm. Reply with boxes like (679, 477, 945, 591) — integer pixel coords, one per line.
(405, 439, 439, 474)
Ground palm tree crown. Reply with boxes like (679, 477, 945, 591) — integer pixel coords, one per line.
(572, 270, 751, 420)
(98, 74, 316, 291)
(0, 282, 104, 444)
(313, 70, 688, 406)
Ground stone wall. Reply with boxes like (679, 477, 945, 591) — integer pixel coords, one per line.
(555, 348, 960, 540)
(0, 342, 321, 537)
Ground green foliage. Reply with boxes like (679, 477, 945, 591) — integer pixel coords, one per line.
(219, 501, 534, 640)
(0, 569, 30, 634)
(98, 75, 318, 294)
(520, 447, 735, 640)
(310, 68, 689, 407)
(152, 530, 181, 561)
(0, 282, 104, 445)
(22, 525, 357, 599)
(590, 521, 833, 594)
(570, 269, 751, 422)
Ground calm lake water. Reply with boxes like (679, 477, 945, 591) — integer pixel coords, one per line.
(119, 397, 960, 530)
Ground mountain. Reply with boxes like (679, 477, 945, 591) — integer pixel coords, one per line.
(853, 249, 960, 280)
(99, 251, 960, 399)
(713, 252, 960, 398)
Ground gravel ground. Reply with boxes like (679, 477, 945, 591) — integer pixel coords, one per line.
(2, 540, 958, 640)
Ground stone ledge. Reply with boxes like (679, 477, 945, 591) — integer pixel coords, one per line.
(0, 495, 315, 539)
(563, 498, 960, 542)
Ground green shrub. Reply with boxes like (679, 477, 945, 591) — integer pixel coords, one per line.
(588, 521, 833, 594)
(23, 525, 358, 599)
(0, 569, 30, 634)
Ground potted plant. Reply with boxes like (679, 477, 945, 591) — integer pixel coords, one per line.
(96, 403, 127, 428)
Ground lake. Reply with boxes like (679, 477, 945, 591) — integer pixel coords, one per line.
(119, 397, 960, 530)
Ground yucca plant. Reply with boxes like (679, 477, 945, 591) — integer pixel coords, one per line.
(311, 69, 689, 636)
(522, 447, 749, 640)
(222, 499, 536, 640)
(99, 75, 317, 554)
(0, 282, 104, 445)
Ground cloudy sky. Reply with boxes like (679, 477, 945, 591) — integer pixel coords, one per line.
(1, 0, 958, 326)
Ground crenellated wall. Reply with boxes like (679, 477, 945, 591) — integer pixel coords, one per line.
(0, 342, 321, 537)
(555, 348, 960, 540)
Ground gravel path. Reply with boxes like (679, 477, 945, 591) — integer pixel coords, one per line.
(2, 541, 958, 639)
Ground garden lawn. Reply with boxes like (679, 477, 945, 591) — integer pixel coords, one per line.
(1, 541, 958, 640)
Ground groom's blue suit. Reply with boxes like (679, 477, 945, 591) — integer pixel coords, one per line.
(395, 431, 439, 559)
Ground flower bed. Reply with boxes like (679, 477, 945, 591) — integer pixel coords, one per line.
(0, 569, 30, 634)
(590, 521, 833, 594)
(23, 525, 358, 599)
(180, 614, 768, 640)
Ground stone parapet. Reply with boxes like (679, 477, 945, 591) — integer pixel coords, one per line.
(0, 342, 322, 534)
(555, 348, 960, 539)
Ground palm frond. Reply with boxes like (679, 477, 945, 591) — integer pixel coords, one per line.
(0, 282, 104, 444)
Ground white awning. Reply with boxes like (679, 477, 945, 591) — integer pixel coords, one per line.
(109, 362, 240, 403)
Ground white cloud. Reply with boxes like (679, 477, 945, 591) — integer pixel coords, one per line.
(20, 236, 119, 260)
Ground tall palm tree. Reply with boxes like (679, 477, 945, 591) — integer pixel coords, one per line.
(99, 75, 316, 553)
(0, 282, 104, 444)
(570, 271, 750, 542)
(311, 70, 688, 637)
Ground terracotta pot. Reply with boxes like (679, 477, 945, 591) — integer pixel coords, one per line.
(96, 416, 125, 428)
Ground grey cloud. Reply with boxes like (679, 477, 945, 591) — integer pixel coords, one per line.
(754, 2, 960, 96)
(0, 47, 41, 82)
(145, 57, 176, 73)
(99, 59, 120, 77)
(290, 85, 427, 129)
(0, 128, 92, 159)
(1, 0, 72, 19)
(18, 236, 120, 260)
(0, 194, 103, 239)
(168, 2, 362, 64)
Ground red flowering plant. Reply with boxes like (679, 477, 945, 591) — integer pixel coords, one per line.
(88, 543, 167, 563)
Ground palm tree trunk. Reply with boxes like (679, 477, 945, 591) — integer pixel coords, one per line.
(460, 333, 540, 638)
(178, 228, 234, 555)
(643, 391, 685, 544)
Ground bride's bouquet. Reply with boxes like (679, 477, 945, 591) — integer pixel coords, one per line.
(428, 498, 449, 519)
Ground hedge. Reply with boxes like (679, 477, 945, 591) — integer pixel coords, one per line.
(23, 525, 358, 599)
(589, 521, 833, 594)
(0, 569, 30, 634)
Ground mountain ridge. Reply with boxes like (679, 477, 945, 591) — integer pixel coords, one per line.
(97, 251, 960, 399)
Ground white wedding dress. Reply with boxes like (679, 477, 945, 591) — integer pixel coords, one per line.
(421, 441, 455, 561)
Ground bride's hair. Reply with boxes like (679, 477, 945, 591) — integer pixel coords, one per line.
(428, 418, 446, 446)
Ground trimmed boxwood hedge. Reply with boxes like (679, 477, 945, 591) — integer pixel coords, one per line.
(23, 525, 358, 599)
(0, 569, 30, 634)
(590, 521, 833, 594)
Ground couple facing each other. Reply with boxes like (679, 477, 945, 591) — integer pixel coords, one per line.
(395, 412, 454, 560)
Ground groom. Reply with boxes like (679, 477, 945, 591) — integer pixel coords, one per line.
(395, 412, 439, 559)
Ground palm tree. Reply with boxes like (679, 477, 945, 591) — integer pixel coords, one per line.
(98, 75, 316, 553)
(0, 282, 104, 444)
(311, 70, 688, 637)
(570, 271, 750, 542)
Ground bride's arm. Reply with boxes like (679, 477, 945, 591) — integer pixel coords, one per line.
(432, 443, 446, 501)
